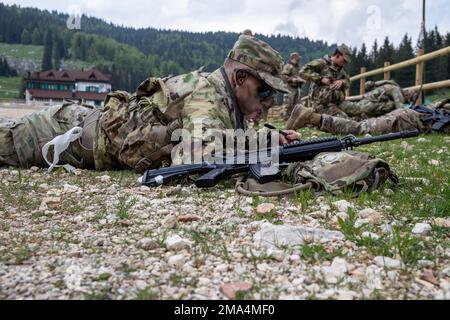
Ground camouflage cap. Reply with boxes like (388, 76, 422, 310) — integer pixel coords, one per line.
(291, 52, 300, 58)
(337, 44, 352, 63)
(228, 35, 290, 93)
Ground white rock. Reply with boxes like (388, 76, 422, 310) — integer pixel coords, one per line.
(358, 209, 383, 225)
(167, 254, 185, 269)
(417, 138, 428, 143)
(365, 266, 384, 291)
(373, 256, 403, 269)
(336, 212, 349, 221)
(256, 203, 275, 214)
(134, 280, 148, 290)
(98, 175, 111, 183)
(412, 223, 432, 235)
(165, 235, 191, 251)
(332, 200, 352, 212)
(429, 160, 440, 166)
(442, 267, 450, 277)
(321, 258, 348, 284)
(137, 238, 159, 250)
(63, 184, 80, 194)
(215, 264, 228, 272)
(39, 183, 49, 191)
(267, 249, 286, 262)
(362, 232, 380, 240)
(359, 208, 378, 219)
(162, 215, 178, 229)
(198, 277, 212, 286)
(254, 224, 344, 249)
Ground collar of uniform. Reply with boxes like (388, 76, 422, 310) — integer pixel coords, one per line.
(207, 68, 245, 130)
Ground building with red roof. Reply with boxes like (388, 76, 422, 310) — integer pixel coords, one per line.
(25, 69, 112, 107)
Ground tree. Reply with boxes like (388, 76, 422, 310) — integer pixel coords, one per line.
(42, 30, 53, 70)
(21, 29, 32, 44)
(393, 34, 415, 87)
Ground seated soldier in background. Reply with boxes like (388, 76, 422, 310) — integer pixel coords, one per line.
(299, 44, 352, 118)
(0, 35, 298, 172)
(282, 52, 304, 120)
(339, 80, 413, 120)
(286, 98, 450, 135)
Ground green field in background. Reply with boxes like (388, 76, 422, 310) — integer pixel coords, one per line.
(0, 76, 22, 100)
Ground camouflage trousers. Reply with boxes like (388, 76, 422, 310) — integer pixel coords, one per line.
(283, 88, 300, 120)
(313, 102, 349, 119)
(0, 102, 93, 169)
(339, 100, 398, 120)
(320, 108, 427, 135)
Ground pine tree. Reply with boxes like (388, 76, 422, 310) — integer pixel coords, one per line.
(21, 29, 32, 44)
(53, 33, 62, 70)
(42, 30, 53, 70)
(393, 35, 415, 87)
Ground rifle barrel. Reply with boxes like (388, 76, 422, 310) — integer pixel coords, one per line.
(354, 130, 419, 146)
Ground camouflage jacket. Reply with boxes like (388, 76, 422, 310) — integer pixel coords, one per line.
(300, 55, 350, 107)
(282, 62, 301, 88)
(364, 81, 405, 109)
(95, 68, 246, 171)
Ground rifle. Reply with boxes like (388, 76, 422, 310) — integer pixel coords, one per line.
(139, 130, 420, 189)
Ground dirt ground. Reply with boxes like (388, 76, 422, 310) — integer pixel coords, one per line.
(0, 101, 47, 118)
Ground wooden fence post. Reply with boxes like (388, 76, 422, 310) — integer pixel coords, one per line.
(360, 67, 366, 96)
(415, 49, 425, 105)
(384, 62, 391, 80)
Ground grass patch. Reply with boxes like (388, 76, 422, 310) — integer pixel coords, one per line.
(0, 76, 22, 100)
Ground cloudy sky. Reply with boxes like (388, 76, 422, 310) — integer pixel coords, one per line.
(3, 0, 450, 48)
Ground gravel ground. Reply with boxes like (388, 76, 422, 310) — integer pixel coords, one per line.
(0, 160, 448, 300)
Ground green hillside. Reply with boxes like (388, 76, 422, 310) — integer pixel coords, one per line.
(0, 43, 43, 60)
(0, 76, 21, 100)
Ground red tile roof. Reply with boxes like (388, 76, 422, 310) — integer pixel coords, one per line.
(28, 69, 111, 83)
(28, 89, 107, 101)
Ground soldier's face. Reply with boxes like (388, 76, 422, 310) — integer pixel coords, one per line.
(235, 73, 274, 121)
(332, 54, 347, 67)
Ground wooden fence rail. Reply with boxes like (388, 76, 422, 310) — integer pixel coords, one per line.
(347, 46, 450, 104)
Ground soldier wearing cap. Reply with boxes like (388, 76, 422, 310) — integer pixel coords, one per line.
(0, 35, 299, 171)
(282, 52, 304, 120)
(299, 44, 352, 118)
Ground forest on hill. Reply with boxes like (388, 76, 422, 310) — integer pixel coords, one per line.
(0, 3, 449, 94)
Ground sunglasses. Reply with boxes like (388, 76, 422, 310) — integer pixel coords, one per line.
(257, 85, 276, 100)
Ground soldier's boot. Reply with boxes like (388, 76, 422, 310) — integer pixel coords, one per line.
(286, 105, 321, 130)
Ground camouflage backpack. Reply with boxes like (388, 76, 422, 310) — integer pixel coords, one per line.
(236, 151, 398, 197)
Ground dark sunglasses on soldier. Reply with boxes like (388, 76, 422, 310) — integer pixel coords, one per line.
(257, 85, 275, 100)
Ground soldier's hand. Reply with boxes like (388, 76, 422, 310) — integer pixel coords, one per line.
(279, 130, 300, 145)
(331, 80, 343, 90)
(321, 78, 331, 86)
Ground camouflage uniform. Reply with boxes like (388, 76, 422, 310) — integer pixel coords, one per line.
(282, 61, 301, 119)
(0, 103, 93, 169)
(300, 55, 350, 118)
(0, 35, 289, 172)
(339, 80, 406, 120)
(320, 108, 427, 135)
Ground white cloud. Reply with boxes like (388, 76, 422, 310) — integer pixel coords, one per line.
(3, 0, 449, 48)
